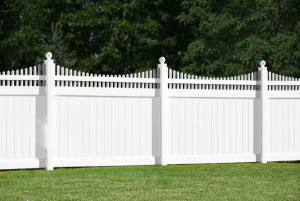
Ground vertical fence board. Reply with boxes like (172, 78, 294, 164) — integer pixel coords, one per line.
(192, 98, 199, 155)
(283, 100, 289, 152)
(230, 99, 237, 154)
(74, 98, 83, 157)
(179, 99, 186, 155)
(125, 98, 133, 156)
(185, 98, 193, 155)
(6, 96, 15, 160)
(218, 99, 224, 155)
(111, 98, 119, 156)
(211, 99, 218, 154)
(96, 98, 105, 156)
(169, 98, 173, 155)
(104, 98, 112, 156)
(0, 97, 7, 160)
(118, 98, 126, 157)
(288, 100, 295, 152)
(89, 97, 97, 157)
(132, 98, 140, 156)
(248, 99, 254, 155)
(224, 99, 230, 154)
(60, 97, 68, 158)
(172, 98, 180, 155)
(140, 98, 147, 156)
(277, 99, 284, 153)
(205, 99, 212, 154)
(30, 97, 36, 159)
(82, 97, 90, 157)
(269, 100, 274, 153)
(146, 98, 152, 156)
(273, 99, 278, 153)
(236, 100, 243, 154)
(295, 99, 300, 152)
(14, 96, 23, 159)
(67, 97, 75, 157)
(55, 98, 60, 158)
(242, 99, 249, 154)
(198, 99, 205, 155)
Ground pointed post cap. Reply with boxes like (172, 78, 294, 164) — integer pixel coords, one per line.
(260, 60, 266, 68)
(45, 52, 52, 60)
(159, 57, 166, 64)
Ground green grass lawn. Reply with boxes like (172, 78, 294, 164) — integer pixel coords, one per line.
(0, 162, 299, 200)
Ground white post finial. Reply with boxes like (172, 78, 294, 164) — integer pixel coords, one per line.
(45, 52, 53, 60)
(159, 57, 166, 64)
(260, 60, 266, 68)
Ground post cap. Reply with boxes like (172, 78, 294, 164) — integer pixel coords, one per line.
(45, 52, 52, 60)
(260, 60, 266, 68)
(159, 57, 166, 64)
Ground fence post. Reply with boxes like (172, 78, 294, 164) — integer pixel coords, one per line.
(158, 57, 168, 166)
(259, 60, 268, 163)
(44, 52, 55, 170)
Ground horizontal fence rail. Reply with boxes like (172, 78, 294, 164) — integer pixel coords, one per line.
(0, 53, 300, 170)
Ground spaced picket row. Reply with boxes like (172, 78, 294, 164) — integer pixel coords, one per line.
(168, 69, 259, 91)
(0, 65, 43, 87)
(268, 72, 300, 91)
(55, 65, 158, 89)
(2, 64, 300, 91)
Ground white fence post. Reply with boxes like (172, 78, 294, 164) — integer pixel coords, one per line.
(158, 57, 168, 166)
(45, 52, 55, 170)
(259, 60, 268, 163)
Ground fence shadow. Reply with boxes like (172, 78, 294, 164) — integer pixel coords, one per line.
(152, 94, 161, 165)
(35, 87, 46, 168)
(253, 95, 262, 162)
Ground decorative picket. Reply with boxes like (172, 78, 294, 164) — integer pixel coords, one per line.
(0, 53, 300, 170)
(54, 65, 158, 89)
(167, 69, 259, 91)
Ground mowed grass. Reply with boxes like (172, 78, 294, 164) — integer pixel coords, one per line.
(0, 162, 299, 200)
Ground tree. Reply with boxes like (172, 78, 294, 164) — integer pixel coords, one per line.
(0, 0, 83, 71)
(178, 0, 300, 77)
(62, 0, 187, 74)
(35, 21, 76, 68)
(0, 0, 299, 77)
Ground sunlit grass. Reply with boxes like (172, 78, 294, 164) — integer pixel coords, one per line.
(0, 162, 299, 200)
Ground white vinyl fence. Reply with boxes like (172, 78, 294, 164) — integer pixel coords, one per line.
(0, 53, 299, 170)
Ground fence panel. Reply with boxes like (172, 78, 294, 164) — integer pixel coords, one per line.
(168, 97, 261, 164)
(54, 96, 160, 167)
(0, 95, 46, 169)
(268, 99, 300, 161)
(0, 52, 300, 170)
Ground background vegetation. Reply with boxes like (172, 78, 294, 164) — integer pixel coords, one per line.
(0, 0, 299, 77)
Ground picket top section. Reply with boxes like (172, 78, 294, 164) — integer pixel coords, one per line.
(0, 53, 300, 90)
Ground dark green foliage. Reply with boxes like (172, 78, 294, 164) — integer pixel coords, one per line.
(0, 0, 299, 77)
(178, 0, 300, 77)
(35, 21, 76, 67)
